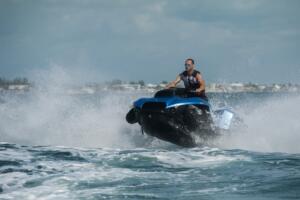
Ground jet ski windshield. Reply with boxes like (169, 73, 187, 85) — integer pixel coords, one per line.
(154, 88, 190, 98)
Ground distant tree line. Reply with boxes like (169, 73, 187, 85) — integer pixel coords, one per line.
(107, 79, 146, 86)
(105, 79, 169, 87)
(0, 77, 30, 87)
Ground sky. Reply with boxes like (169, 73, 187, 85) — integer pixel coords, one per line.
(0, 0, 300, 84)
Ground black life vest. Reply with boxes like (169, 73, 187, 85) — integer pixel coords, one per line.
(179, 70, 201, 91)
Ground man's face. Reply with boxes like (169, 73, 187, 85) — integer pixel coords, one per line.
(185, 60, 194, 71)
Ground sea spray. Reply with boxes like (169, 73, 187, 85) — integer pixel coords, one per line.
(217, 93, 300, 153)
(0, 66, 145, 148)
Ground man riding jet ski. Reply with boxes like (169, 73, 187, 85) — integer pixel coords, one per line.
(166, 58, 207, 100)
(126, 58, 236, 147)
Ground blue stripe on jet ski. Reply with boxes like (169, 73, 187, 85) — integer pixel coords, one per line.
(133, 97, 211, 109)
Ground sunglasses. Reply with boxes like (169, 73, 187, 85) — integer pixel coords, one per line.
(185, 64, 192, 67)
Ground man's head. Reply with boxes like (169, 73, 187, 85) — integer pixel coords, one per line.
(185, 58, 195, 73)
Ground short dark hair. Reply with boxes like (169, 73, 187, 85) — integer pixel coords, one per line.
(185, 58, 194, 64)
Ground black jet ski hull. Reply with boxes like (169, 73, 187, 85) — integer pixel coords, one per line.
(140, 111, 196, 147)
(127, 106, 215, 147)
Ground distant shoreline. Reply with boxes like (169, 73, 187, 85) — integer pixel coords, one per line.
(0, 82, 299, 94)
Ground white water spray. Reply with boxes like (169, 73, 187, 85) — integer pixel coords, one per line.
(218, 94, 300, 153)
(0, 66, 143, 148)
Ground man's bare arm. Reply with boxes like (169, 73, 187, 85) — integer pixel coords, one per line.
(195, 73, 205, 93)
(166, 75, 181, 89)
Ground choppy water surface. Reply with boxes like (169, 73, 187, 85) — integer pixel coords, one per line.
(0, 143, 299, 200)
(0, 88, 300, 199)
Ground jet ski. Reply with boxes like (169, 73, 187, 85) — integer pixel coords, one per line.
(126, 88, 236, 147)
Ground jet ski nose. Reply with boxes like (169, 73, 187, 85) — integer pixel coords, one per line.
(126, 108, 139, 124)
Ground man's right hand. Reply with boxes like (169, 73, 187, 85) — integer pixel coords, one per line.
(165, 75, 181, 89)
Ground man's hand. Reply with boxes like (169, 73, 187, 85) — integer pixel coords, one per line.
(165, 75, 181, 89)
(195, 88, 204, 95)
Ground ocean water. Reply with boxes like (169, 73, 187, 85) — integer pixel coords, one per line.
(0, 85, 300, 199)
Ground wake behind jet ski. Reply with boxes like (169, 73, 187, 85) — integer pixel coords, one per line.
(126, 88, 236, 147)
